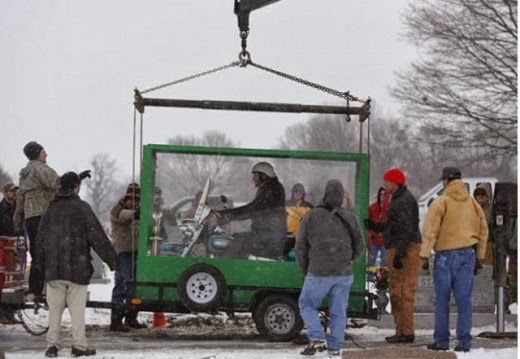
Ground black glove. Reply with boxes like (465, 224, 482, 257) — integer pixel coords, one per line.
(79, 170, 91, 180)
(393, 254, 403, 270)
(393, 243, 408, 270)
(474, 258, 484, 275)
(364, 218, 374, 230)
(421, 258, 429, 271)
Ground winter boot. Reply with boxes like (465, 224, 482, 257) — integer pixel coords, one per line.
(300, 340, 327, 355)
(125, 317, 147, 329)
(71, 346, 96, 357)
(45, 346, 58, 358)
(109, 321, 131, 332)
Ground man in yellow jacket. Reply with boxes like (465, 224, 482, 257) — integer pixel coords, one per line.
(421, 167, 488, 353)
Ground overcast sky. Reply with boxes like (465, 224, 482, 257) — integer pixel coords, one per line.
(1, 0, 416, 181)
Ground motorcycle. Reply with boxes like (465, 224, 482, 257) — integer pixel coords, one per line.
(162, 177, 296, 260)
(160, 178, 235, 258)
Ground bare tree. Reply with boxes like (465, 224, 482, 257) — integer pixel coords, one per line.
(277, 110, 467, 198)
(83, 153, 120, 226)
(158, 131, 245, 202)
(393, 0, 517, 158)
(277, 113, 423, 196)
(279, 114, 360, 153)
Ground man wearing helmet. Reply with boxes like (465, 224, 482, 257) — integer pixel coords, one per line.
(217, 161, 287, 259)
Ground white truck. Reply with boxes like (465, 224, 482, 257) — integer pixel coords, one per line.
(417, 177, 498, 229)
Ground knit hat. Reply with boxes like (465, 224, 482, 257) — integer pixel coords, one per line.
(23, 141, 43, 160)
(441, 166, 461, 180)
(58, 171, 81, 196)
(124, 182, 140, 200)
(383, 168, 406, 185)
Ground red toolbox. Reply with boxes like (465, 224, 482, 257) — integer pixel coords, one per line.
(0, 236, 27, 302)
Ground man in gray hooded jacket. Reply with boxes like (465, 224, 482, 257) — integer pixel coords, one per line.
(296, 179, 364, 357)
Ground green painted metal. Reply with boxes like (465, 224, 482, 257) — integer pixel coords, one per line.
(136, 144, 369, 312)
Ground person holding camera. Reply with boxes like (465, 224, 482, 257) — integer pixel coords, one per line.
(109, 183, 145, 332)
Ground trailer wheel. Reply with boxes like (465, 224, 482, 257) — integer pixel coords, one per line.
(253, 294, 303, 342)
(178, 264, 226, 312)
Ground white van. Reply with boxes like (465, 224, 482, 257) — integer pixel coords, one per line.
(417, 177, 498, 228)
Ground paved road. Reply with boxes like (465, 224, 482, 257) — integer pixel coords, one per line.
(1, 322, 517, 354)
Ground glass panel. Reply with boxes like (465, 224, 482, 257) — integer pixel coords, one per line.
(146, 150, 358, 261)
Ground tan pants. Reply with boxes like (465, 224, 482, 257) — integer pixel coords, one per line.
(46, 280, 88, 350)
(387, 242, 421, 337)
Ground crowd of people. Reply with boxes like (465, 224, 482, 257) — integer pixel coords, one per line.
(0, 141, 147, 357)
(365, 166, 489, 354)
(0, 141, 500, 357)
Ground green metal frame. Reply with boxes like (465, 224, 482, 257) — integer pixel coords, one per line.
(135, 144, 369, 313)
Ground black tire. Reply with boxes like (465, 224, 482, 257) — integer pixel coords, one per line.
(253, 294, 304, 342)
(178, 264, 226, 312)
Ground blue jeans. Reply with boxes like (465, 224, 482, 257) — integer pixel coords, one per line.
(299, 274, 354, 352)
(111, 252, 137, 323)
(433, 247, 475, 349)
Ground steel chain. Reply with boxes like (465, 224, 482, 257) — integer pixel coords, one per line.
(138, 56, 365, 104)
(248, 61, 364, 103)
(17, 308, 49, 336)
(140, 61, 242, 95)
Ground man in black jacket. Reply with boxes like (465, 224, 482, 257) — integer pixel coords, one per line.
(218, 162, 287, 259)
(33, 172, 116, 358)
(366, 168, 421, 344)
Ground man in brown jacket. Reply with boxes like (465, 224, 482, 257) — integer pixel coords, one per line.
(109, 183, 146, 332)
(421, 167, 488, 353)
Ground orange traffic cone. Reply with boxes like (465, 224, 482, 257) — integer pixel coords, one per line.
(153, 312, 167, 328)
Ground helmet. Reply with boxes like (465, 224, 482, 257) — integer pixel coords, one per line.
(251, 162, 276, 178)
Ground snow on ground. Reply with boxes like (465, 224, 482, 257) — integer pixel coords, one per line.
(2, 272, 518, 359)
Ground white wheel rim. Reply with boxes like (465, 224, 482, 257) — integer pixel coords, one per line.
(186, 272, 218, 304)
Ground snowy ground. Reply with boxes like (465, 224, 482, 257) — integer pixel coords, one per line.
(1, 272, 517, 359)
